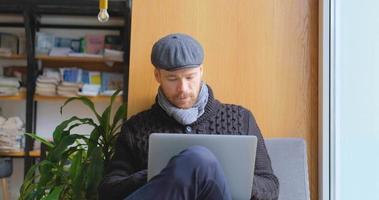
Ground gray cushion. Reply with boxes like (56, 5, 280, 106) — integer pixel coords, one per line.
(265, 138, 310, 200)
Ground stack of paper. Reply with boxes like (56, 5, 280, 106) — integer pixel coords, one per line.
(0, 77, 20, 96)
(49, 47, 72, 56)
(35, 76, 59, 96)
(104, 48, 124, 62)
(0, 48, 11, 57)
(57, 82, 82, 97)
(78, 84, 100, 96)
(0, 116, 24, 152)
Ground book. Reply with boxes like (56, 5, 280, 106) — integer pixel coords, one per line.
(71, 39, 81, 52)
(79, 38, 86, 53)
(0, 77, 20, 88)
(104, 35, 122, 50)
(101, 72, 123, 92)
(104, 48, 124, 62)
(43, 68, 61, 81)
(35, 32, 55, 55)
(79, 84, 100, 96)
(0, 48, 11, 57)
(54, 37, 81, 52)
(89, 71, 101, 85)
(85, 34, 104, 54)
(54, 37, 73, 48)
(0, 76, 20, 96)
(67, 53, 103, 58)
(57, 82, 82, 97)
(49, 47, 72, 56)
(60, 68, 82, 83)
(81, 70, 89, 84)
(3, 66, 27, 86)
(81, 70, 101, 85)
(0, 32, 19, 54)
(17, 32, 26, 55)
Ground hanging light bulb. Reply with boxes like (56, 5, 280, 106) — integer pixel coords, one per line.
(98, 0, 109, 23)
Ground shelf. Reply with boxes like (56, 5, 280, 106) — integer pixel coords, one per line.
(0, 0, 128, 16)
(0, 91, 26, 101)
(0, 54, 26, 60)
(0, 150, 40, 157)
(36, 55, 124, 72)
(1, 2, 131, 175)
(34, 94, 123, 103)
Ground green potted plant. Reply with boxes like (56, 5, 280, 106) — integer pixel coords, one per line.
(19, 90, 126, 200)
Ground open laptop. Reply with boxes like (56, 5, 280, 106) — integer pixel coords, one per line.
(148, 133, 257, 200)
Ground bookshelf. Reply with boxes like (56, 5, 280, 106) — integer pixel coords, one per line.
(0, 91, 26, 100)
(0, 150, 40, 157)
(36, 55, 124, 72)
(35, 55, 118, 63)
(0, 0, 131, 176)
(34, 94, 122, 103)
(0, 54, 26, 60)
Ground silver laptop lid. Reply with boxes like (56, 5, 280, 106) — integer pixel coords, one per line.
(148, 133, 257, 200)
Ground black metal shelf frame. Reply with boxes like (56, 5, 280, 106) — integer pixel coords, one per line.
(0, 0, 132, 176)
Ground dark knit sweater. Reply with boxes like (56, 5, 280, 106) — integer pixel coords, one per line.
(99, 87, 279, 200)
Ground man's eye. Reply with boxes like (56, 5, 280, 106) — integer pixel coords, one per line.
(186, 76, 194, 80)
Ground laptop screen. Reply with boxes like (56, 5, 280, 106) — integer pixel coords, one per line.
(148, 133, 257, 200)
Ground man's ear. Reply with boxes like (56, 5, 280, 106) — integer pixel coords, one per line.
(199, 65, 204, 77)
(154, 68, 161, 83)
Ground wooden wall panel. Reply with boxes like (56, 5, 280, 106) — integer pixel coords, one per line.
(128, 0, 318, 199)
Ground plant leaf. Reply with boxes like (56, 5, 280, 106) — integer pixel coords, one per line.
(87, 127, 100, 156)
(48, 134, 77, 162)
(42, 185, 64, 200)
(36, 160, 57, 190)
(100, 106, 111, 143)
(70, 150, 86, 198)
(111, 103, 126, 133)
(60, 96, 101, 122)
(85, 147, 104, 199)
(25, 133, 54, 148)
(110, 89, 122, 105)
(52, 116, 96, 143)
(19, 164, 39, 199)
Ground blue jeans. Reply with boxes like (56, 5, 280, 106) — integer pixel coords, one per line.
(125, 146, 232, 200)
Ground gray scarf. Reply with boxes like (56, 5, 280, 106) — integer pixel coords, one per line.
(158, 83, 209, 125)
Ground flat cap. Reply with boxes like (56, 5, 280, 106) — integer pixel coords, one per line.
(151, 33, 204, 71)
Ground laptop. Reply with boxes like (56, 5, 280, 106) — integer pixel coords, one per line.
(148, 133, 257, 200)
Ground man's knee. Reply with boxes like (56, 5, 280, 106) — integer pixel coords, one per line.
(164, 146, 219, 186)
(179, 145, 219, 169)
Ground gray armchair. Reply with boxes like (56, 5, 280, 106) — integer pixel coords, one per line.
(265, 138, 310, 200)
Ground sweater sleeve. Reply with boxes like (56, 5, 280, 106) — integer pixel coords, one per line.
(98, 122, 147, 200)
(246, 110, 280, 200)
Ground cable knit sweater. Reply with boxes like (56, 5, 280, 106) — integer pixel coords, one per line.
(99, 87, 279, 200)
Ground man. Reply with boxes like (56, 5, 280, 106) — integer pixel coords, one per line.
(99, 33, 279, 200)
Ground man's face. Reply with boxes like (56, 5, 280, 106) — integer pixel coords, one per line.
(154, 66, 203, 109)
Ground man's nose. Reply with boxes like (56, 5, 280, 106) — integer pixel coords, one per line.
(177, 79, 189, 92)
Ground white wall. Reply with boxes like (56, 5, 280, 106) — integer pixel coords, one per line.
(333, 0, 379, 199)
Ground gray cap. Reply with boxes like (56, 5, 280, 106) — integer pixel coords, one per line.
(151, 33, 204, 71)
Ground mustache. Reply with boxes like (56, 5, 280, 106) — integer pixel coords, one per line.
(176, 93, 193, 99)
